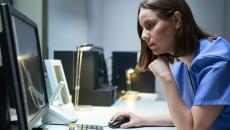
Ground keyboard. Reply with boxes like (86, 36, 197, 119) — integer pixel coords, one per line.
(69, 123, 104, 130)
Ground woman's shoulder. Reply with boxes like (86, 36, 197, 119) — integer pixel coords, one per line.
(197, 37, 230, 61)
(190, 37, 230, 71)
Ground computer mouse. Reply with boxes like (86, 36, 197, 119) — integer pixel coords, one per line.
(108, 118, 130, 128)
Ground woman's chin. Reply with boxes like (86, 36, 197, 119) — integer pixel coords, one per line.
(152, 50, 160, 55)
(152, 49, 169, 56)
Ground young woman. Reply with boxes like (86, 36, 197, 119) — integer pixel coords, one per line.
(110, 0, 230, 130)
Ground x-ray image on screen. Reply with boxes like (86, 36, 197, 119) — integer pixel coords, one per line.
(53, 65, 69, 104)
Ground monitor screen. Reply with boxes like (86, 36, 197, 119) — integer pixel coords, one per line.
(0, 4, 48, 130)
(12, 15, 46, 123)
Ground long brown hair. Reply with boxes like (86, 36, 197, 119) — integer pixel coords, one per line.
(137, 0, 210, 71)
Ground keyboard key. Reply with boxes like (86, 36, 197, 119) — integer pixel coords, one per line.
(75, 124, 103, 130)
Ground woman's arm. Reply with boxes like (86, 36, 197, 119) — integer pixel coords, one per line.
(161, 77, 223, 130)
(148, 56, 223, 130)
(140, 114, 174, 127)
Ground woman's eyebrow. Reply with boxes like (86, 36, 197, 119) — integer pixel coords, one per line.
(144, 19, 156, 26)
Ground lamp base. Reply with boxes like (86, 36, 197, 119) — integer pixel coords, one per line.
(119, 91, 141, 101)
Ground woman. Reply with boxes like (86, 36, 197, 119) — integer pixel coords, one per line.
(110, 0, 230, 130)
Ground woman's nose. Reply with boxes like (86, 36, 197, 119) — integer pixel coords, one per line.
(141, 29, 150, 41)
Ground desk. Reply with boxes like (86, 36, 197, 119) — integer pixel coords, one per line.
(46, 93, 176, 130)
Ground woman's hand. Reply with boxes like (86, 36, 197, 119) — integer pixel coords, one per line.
(148, 55, 172, 81)
(109, 112, 146, 128)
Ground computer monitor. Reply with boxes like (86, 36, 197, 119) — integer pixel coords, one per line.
(0, 3, 48, 130)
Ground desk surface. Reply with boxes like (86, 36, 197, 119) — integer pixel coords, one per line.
(46, 93, 176, 130)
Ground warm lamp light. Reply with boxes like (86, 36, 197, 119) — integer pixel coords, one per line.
(120, 68, 140, 101)
(126, 68, 134, 91)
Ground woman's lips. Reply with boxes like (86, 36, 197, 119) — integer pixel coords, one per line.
(147, 42, 156, 48)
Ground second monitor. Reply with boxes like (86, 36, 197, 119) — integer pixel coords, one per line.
(43, 59, 78, 124)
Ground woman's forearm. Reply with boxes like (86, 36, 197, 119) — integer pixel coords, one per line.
(142, 114, 174, 127)
(160, 76, 194, 130)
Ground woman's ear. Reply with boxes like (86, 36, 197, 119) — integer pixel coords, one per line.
(172, 11, 182, 29)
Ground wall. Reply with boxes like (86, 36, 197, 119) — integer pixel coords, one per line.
(104, 0, 140, 80)
(85, 0, 103, 46)
(186, 0, 225, 37)
(224, 0, 230, 40)
(47, 0, 88, 58)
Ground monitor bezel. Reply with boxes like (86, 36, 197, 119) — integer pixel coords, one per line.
(0, 3, 48, 130)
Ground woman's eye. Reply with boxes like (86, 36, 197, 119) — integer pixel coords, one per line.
(146, 22, 155, 30)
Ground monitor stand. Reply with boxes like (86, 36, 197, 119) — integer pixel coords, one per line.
(42, 102, 78, 124)
(42, 81, 78, 124)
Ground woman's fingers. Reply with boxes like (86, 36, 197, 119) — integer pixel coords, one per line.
(110, 112, 130, 122)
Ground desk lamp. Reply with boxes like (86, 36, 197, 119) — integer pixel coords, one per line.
(74, 44, 93, 110)
(120, 68, 140, 101)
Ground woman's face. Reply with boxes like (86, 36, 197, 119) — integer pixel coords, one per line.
(138, 8, 177, 55)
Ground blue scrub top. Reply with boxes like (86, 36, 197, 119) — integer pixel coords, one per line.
(172, 37, 230, 130)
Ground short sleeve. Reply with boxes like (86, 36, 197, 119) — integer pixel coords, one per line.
(191, 57, 230, 106)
